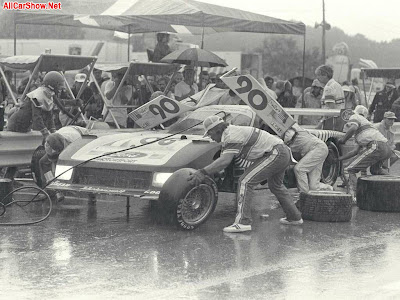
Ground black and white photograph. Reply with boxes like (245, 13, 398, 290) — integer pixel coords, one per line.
(0, 0, 400, 298)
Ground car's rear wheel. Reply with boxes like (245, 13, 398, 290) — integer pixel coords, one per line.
(159, 168, 218, 230)
(321, 141, 340, 186)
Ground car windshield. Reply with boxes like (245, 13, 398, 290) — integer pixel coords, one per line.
(168, 108, 254, 135)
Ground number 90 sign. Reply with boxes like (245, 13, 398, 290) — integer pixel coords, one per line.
(235, 76, 269, 110)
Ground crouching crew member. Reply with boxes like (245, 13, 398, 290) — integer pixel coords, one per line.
(40, 125, 88, 201)
(188, 116, 303, 233)
(283, 123, 333, 193)
(338, 105, 392, 199)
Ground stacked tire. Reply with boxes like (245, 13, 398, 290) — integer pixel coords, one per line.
(298, 191, 353, 222)
(357, 175, 400, 212)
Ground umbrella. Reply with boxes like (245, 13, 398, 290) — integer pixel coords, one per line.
(160, 48, 227, 68)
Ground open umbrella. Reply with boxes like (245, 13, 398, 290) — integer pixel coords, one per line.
(160, 48, 227, 68)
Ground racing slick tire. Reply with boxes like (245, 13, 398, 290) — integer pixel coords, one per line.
(357, 175, 400, 212)
(31, 145, 46, 188)
(159, 168, 218, 230)
(321, 140, 340, 186)
(298, 191, 353, 222)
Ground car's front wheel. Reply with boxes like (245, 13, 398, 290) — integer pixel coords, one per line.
(159, 168, 218, 230)
(321, 140, 340, 185)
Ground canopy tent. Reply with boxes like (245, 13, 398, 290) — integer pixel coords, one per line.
(14, 0, 305, 36)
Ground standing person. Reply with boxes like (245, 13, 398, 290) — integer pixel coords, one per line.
(174, 65, 198, 101)
(342, 84, 357, 110)
(275, 80, 296, 108)
(152, 32, 172, 63)
(188, 116, 303, 233)
(315, 65, 345, 109)
(374, 111, 399, 171)
(103, 72, 134, 128)
(296, 79, 323, 125)
(351, 78, 364, 107)
(292, 78, 303, 98)
(369, 80, 398, 123)
(283, 123, 333, 194)
(337, 105, 392, 200)
(87, 68, 107, 119)
(157, 76, 174, 99)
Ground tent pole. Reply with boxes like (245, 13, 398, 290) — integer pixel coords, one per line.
(127, 25, 131, 61)
(13, 12, 17, 55)
(301, 33, 306, 108)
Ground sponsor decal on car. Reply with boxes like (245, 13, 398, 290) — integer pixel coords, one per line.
(71, 132, 193, 165)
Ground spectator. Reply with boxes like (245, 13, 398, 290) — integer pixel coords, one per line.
(292, 78, 303, 98)
(174, 65, 198, 101)
(374, 111, 398, 171)
(18, 72, 42, 94)
(86, 69, 107, 119)
(275, 80, 296, 108)
(59, 73, 92, 126)
(103, 72, 134, 128)
(198, 70, 210, 91)
(152, 32, 172, 63)
(134, 75, 159, 106)
(342, 84, 357, 109)
(315, 65, 345, 109)
(296, 79, 323, 125)
(209, 72, 217, 84)
(351, 78, 364, 107)
(369, 80, 398, 123)
(264, 76, 275, 90)
(157, 76, 174, 99)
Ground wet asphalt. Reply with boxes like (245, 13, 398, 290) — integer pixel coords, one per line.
(1, 168, 400, 299)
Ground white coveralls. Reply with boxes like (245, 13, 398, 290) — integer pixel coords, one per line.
(283, 123, 332, 193)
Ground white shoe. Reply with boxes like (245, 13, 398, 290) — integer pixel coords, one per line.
(279, 217, 304, 225)
(223, 223, 252, 233)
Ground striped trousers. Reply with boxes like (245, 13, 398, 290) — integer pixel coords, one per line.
(344, 141, 392, 195)
(234, 144, 302, 225)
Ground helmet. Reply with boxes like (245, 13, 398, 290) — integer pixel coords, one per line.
(43, 71, 64, 91)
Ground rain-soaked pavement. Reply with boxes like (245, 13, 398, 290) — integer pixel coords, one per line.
(1, 169, 400, 299)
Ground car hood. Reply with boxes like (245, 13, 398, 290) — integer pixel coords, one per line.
(62, 131, 220, 170)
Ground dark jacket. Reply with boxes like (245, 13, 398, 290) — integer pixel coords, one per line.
(369, 90, 398, 122)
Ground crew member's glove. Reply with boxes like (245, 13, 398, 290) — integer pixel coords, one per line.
(188, 169, 208, 186)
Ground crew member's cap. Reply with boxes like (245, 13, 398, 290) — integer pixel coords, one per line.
(354, 105, 368, 117)
(74, 73, 87, 83)
(203, 115, 224, 137)
(311, 79, 324, 88)
(384, 111, 397, 119)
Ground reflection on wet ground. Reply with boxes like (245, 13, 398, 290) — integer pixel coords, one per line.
(0, 185, 400, 299)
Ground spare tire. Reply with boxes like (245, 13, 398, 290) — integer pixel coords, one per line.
(357, 175, 400, 212)
(159, 168, 218, 230)
(298, 191, 353, 222)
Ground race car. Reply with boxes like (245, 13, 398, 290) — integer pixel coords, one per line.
(49, 104, 344, 230)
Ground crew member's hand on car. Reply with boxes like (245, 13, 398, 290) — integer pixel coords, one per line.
(188, 169, 208, 186)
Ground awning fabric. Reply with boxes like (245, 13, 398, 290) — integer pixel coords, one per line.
(14, 0, 305, 35)
(0, 54, 97, 72)
(361, 68, 400, 79)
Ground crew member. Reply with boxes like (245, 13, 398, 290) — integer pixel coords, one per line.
(188, 116, 303, 233)
(374, 111, 399, 171)
(315, 65, 345, 109)
(283, 123, 333, 194)
(40, 125, 88, 201)
(338, 105, 392, 200)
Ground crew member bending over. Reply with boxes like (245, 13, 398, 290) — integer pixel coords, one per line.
(338, 105, 392, 200)
(188, 116, 303, 233)
(283, 123, 333, 194)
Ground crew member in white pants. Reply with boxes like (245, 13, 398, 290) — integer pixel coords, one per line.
(188, 116, 303, 233)
(283, 123, 333, 193)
